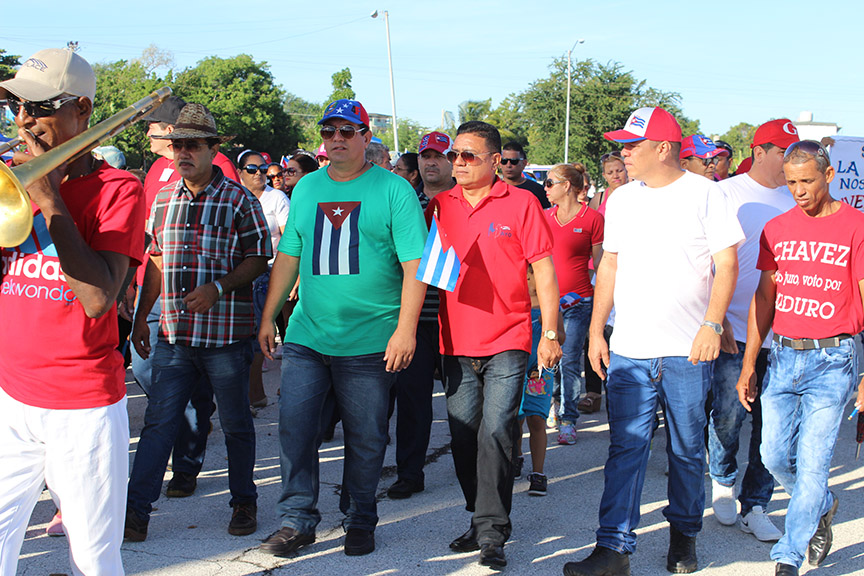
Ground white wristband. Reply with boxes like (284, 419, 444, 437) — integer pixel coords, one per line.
(213, 280, 224, 298)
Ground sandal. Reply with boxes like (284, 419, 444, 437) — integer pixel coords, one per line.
(577, 392, 602, 414)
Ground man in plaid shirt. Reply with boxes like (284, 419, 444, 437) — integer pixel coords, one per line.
(126, 103, 271, 541)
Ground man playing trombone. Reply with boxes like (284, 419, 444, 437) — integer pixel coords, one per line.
(0, 47, 146, 575)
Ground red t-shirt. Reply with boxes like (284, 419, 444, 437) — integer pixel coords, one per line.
(0, 164, 145, 409)
(427, 179, 553, 356)
(138, 152, 240, 285)
(757, 202, 864, 339)
(546, 204, 604, 298)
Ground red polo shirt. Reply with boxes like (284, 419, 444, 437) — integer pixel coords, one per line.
(427, 179, 553, 356)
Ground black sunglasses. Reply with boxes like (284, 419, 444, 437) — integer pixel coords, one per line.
(319, 125, 368, 140)
(285, 167, 298, 176)
(500, 157, 524, 166)
(170, 139, 210, 152)
(784, 140, 829, 161)
(243, 164, 269, 174)
(268, 170, 284, 178)
(446, 150, 492, 164)
(6, 94, 78, 118)
(544, 178, 566, 188)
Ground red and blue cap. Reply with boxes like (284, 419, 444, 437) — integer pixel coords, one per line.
(680, 134, 722, 159)
(418, 131, 452, 155)
(319, 99, 370, 127)
(604, 107, 682, 143)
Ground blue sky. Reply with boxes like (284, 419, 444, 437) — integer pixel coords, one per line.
(2, 0, 861, 146)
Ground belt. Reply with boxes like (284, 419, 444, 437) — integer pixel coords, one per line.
(772, 333, 852, 350)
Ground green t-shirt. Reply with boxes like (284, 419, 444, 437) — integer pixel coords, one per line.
(278, 164, 427, 355)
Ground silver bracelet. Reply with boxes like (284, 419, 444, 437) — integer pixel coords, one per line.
(213, 280, 224, 298)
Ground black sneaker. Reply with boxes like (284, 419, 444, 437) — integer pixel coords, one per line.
(166, 472, 197, 498)
(808, 492, 838, 566)
(563, 546, 630, 576)
(387, 478, 424, 499)
(228, 503, 257, 536)
(344, 528, 375, 556)
(527, 472, 547, 496)
(512, 456, 524, 479)
(667, 526, 697, 574)
(124, 508, 149, 542)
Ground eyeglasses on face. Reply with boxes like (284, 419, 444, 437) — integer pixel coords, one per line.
(268, 171, 284, 179)
(544, 178, 567, 188)
(319, 124, 369, 140)
(6, 94, 78, 118)
(169, 139, 211, 152)
(686, 156, 720, 167)
(446, 150, 492, 164)
(500, 157, 524, 166)
(243, 164, 269, 175)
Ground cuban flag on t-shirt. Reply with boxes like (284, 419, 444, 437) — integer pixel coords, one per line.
(416, 214, 461, 292)
(313, 201, 361, 275)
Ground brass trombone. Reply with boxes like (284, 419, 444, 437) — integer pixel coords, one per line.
(0, 86, 172, 247)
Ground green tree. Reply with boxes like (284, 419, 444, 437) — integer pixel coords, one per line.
(376, 117, 427, 154)
(718, 122, 757, 164)
(458, 99, 492, 124)
(328, 67, 355, 102)
(0, 48, 20, 81)
(173, 54, 300, 158)
(283, 92, 322, 152)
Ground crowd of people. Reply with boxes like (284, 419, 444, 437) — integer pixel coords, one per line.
(1, 46, 862, 576)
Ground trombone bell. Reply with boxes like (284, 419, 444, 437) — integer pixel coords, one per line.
(0, 161, 33, 248)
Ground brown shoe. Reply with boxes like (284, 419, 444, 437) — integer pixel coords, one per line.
(578, 392, 602, 414)
(260, 527, 316, 556)
(228, 503, 257, 536)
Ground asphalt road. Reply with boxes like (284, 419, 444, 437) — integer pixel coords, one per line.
(15, 354, 864, 576)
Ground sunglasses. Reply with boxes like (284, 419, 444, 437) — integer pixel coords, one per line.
(686, 156, 720, 167)
(446, 150, 492, 164)
(268, 171, 284, 179)
(243, 164, 269, 175)
(600, 151, 623, 162)
(6, 94, 78, 118)
(319, 124, 369, 140)
(784, 140, 829, 161)
(544, 179, 567, 188)
(169, 139, 211, 152)
(500, 157, 524, 166)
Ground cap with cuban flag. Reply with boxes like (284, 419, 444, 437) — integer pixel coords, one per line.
(679, 134, 721, 159)
(604, 107, 682, 144)
(318, 99, 370, 127)
(418, 131, 452, 156)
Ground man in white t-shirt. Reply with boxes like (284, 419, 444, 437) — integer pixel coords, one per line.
(708, 119, 799, 542)
(563, 107, 744, 576)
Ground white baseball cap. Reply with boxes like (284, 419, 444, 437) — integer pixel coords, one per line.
(0, 48, 95, 103)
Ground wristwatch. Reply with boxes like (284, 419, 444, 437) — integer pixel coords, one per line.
(701, 321, 723, 335)
(543, 329, 558, 341)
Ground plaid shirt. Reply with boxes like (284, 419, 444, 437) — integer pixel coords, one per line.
(148, 166, 272, 347)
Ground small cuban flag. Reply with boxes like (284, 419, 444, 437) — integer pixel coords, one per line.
(280, 155, 291, 170)
(416, 213, 461, 292)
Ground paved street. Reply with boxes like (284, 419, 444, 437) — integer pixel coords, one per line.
(16, 354, 864, 576)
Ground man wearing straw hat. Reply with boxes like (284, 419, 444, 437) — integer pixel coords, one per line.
(126, 103, 271, 542)
(0, 47, 145, 575)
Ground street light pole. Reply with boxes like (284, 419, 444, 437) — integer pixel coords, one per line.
(372, 10, 399, 155)
(564, 39, 584, 164)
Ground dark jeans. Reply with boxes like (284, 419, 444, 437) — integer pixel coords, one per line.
(127, 339, 257, 518)
(708, 344, 774, 515)
(393, 321, 440, 484)
(443, 350, 529, 546)
(130, 296, 213, 477)
(276, 343, 396, 533)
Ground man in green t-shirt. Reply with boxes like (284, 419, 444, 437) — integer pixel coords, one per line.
(257, 99, 427, 558)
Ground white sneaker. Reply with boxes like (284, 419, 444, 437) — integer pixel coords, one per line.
(712, 480, 737, 525)
(739, 506, 782, 542)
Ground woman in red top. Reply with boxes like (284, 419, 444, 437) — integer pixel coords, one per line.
(544, 164, 605, 444)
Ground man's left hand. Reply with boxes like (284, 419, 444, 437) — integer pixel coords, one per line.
(688, 327, 721, 365)
(183, 282, 220, 314)
(384, 328, 416, 373)
(537, 338, 563, 371)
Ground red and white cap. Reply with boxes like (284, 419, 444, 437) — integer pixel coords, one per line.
(604, 107, 682, 143)
(418, 131, 452, 156)
(751, 119, 799, 149)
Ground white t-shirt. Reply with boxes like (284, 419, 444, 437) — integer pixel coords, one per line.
(604, 170, 744, 358)
(257, 185, 291, 264)
(718, 173, 796, 347)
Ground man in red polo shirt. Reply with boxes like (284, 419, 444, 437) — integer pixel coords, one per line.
(428, 121, 561, 569)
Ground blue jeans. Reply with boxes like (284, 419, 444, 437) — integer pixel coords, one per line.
(130, 296, 213, 476)
(708, 345, 774, 515)
(276, 343, 395, 533)
(597, 353, 710, 554)
(443, 350, 529, 546)
(127, 339, 257, 518)
(761, 338, 858, 568)
(558, 299, 592, 422)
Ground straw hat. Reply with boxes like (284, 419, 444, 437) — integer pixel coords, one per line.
(152, 103, 234, 142)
